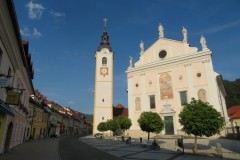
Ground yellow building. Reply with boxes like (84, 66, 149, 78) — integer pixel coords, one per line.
(29, 98, 49, 140)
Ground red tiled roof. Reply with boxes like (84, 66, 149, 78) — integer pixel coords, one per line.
(227, 105, 240, 119)
(113, 104, 128, 117)
(115, 103, 124, 108)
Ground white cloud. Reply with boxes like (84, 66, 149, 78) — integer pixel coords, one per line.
(199, 19, 240, 34)
(20, 27, 31, 37)
(50, 11, 66, 17)
(20, 27, 42, 38)
(33, 28, 42, 38)
(68, 101, 75, 105)
(25, 1, 45, 20)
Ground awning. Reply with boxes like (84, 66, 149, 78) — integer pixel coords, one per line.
(0, 99, 14, 116)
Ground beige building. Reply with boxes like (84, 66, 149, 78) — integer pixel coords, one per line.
(126, 24, 228, 137)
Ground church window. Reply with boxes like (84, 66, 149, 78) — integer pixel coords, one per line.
(135, 97, 141, 111)
(149, 95, 155, 109)
(197, 72, 202, 78)
(198, 89, 207, 102)
(179, 91, 188, 106)
(135, 83, 139, 87)
(159, 50, 167, 59)
(179, 75, 183, 80)
(102, 57, 107, 65)
(149, 81, 152, 85)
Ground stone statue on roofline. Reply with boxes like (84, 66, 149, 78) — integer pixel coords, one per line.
(140, 40, 144, 55)
(200, 35, 208, 50)
(158, 23, 164, 38)
(182, 26, 188, 42)
(129, 56, 133, 68)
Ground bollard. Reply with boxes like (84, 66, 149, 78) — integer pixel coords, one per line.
(216, 143, 223, 158)
(140, 137, 142, 143)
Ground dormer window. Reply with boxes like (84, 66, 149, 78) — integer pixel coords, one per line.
(102, 57, 107, 66)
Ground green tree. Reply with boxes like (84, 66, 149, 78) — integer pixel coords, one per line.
(97, 122, 108, 133)
(223, 78, 240, 108)
(117, 116, 132, 135)
(179, 98, 225, 154)
(137, 112, 164, 140)
(106, 119, 119, 135)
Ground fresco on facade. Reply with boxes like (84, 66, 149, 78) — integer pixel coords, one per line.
(160, 73, 173, 99)
(198, 89, 207, 102)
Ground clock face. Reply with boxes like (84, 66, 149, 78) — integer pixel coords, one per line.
(100, 67, 108, 75)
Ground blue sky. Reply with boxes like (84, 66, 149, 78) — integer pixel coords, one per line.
(14, 0, 240, 114)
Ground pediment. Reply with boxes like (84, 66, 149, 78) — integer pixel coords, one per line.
(134, 38, 198, 67)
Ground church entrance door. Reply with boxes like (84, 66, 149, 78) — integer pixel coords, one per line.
(164, 116, 174, 135)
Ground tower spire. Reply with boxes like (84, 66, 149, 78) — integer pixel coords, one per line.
(97, 17, 112, 52)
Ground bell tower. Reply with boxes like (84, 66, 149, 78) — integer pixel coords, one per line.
(93, 18, 113, 134)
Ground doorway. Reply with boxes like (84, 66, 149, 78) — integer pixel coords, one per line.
(164, 116, 174, 135)
(4, 122, 13, 153)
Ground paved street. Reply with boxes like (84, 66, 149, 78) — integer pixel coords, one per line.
(0, 135, 239, 160)
(60, 136, 120, 160)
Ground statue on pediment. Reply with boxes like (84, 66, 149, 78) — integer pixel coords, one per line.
(158, 23, 164, 38)
(182, 26, 188, 42)
(140, 40, 144, 55)
(200, 35, 207, 50)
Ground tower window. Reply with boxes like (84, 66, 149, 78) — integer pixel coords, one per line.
(102, 57, 107, 66)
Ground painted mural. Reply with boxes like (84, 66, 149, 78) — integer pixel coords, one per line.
(160, 73, 173, 99)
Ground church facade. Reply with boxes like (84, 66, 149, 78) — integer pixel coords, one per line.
(126, 24, 228, 136)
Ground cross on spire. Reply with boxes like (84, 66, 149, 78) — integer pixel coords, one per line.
(104, 17, 107, 27)
(103, 17, 107, 31)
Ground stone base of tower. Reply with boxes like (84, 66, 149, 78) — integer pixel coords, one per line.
(93, 107, 113, 135)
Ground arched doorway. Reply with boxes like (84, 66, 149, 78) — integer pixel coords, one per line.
(4, 122, 13, 153)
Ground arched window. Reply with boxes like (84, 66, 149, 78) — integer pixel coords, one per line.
(135, 97, 141, 111)
(102, 57, 107, 65)
(198, 89, 207, 102)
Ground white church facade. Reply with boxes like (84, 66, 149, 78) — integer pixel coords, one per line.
(126, 24, 228, 136)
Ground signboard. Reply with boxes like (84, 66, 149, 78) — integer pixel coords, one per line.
(5, 92, 20, 105)
(0, 77, 10, 87)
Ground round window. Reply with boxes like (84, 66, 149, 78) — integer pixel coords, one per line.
(159, 50, 167, 58)
(197, 73, 202, 78)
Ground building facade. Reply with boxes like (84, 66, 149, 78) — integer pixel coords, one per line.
(126, 24, 228, 137)
(93, 20, 114, 134)
(0, 0, 34, 153)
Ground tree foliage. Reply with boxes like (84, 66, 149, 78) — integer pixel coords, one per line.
(106, 119, 119, 132)
(223, 78, 240, 108)
(179, 98, 225, 154)
(97, 122, 108, 133)
(138, 111, 164, 140)
(117, 116, 132, 133)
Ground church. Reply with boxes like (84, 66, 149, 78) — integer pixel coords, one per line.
(126, 24, 228, 136)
